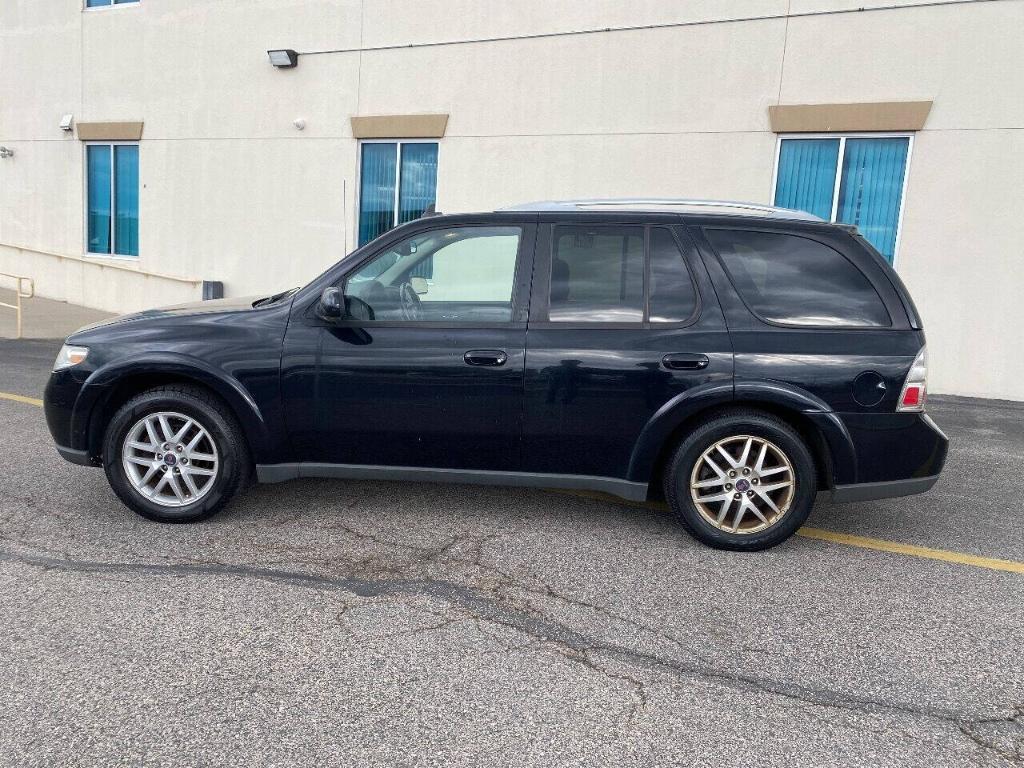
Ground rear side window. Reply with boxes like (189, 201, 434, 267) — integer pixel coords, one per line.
(705, 229, 890, 327)
(550, 226, 644, 322)
(548, 225, 699, 323)
(649, 227, 698, 323)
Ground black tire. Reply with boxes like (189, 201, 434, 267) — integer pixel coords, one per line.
(102, 385, 251, 523)
(664, 409, 816, 551)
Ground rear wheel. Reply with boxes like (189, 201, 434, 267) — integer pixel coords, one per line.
(664, 410, 816, 550)
(103, 385, 250, 523)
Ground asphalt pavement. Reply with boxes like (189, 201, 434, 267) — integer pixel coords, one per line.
(1, 339, 1022, 767)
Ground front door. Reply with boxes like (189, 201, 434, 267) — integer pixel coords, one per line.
(282, 221, 536, 471)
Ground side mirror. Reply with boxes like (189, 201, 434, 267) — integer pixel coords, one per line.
(319, 286, 345, 319)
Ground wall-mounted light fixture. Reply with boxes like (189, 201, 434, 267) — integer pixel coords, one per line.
(267, 49, 299, 69)
(60, 114, 74, 132)
(0, 146, 14, 159)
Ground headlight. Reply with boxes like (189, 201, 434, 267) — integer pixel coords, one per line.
(54, 344, 89, 371)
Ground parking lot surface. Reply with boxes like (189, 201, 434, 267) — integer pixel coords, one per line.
(1, 339, 1022, 767)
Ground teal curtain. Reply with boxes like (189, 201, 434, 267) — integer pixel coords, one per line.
(837, 138, 909, 263)
(398, 143, 438, 224)
(399, 143, 439, 277)
(774, 138, 840, 220)
(86, 146, 111, 254)
(114, 145, 139, 256)
(358, 143, 397, 246)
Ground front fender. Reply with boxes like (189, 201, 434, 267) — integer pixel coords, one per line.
(70, 353, 274, 461)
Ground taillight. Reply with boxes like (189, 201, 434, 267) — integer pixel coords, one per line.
(897, 346, 928, 412)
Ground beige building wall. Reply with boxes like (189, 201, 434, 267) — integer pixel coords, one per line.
(1, 0, 1022, 399)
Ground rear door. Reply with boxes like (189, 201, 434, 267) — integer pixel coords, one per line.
(521, 214, 733, 480)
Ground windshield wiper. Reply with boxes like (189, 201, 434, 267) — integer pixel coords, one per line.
(252, 287, 299, 307)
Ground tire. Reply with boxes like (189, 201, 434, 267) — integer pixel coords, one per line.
(102, 385, 251, 523)
(664, 409, 816, 551)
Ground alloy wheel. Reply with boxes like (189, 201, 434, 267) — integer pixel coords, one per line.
(689, 435, 795, 534)
(121, 411, 220, 507)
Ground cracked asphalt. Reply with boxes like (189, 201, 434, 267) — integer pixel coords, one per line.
(1, 339, 1022, 767)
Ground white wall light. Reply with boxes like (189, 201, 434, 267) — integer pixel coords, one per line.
(60, 114, 74, 132)
(267, 49, 299, 68)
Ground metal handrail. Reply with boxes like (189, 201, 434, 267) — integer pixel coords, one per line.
(0, 272, 35, 339)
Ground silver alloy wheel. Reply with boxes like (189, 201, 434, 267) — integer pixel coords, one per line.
(121, 411, 219, 508)
(689, 434, 795, 535)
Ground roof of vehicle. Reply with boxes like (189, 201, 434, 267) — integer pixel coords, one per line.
(498, 198, 823, 222)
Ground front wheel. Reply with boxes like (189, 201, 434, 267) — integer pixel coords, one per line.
(103, 385, 251, 523)
(664, 410, 817, 551)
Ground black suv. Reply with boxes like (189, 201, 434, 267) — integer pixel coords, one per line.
(44, 199, 947, 550)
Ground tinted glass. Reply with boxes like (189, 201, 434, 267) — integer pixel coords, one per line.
(550, 226, 644, 322)
(706, 229, 890, 327)
(648, 228, 698, 323)
(346, 226, 520, 323)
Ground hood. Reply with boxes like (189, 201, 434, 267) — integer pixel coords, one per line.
(69, 294, 269, 336)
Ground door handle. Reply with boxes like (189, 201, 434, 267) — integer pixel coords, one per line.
(464, 349, 508, 367)
(662, 353, 710, 371)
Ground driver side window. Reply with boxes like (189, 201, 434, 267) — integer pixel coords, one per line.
(345, 226, 521, 323)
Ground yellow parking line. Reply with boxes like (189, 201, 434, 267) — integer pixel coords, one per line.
(0, 391, 43, 407)
(546, 489, 1024, 575)
(2, 391, 1020, 574)
(797, 527, 1024, 574)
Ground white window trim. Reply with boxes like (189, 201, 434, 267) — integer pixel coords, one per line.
(354, 139, 440, 250)
(770, 132, 914, 269)
(83, 140, 140, 261)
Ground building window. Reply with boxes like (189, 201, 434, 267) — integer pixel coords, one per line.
(86, 143, 139, 257)
(358, 141, 438, 247)
(86, 0, 139, 8)
(773, 135, 910, 263)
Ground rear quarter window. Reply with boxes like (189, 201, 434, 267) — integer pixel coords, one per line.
(705, 228, 891, 328)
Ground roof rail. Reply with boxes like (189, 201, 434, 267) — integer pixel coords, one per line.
(498, 198, 823, 221)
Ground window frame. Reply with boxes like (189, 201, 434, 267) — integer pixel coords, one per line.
(528, 221, 703, 330)
(355, 138, 440, 250)
(83, 140, 140, 260)
(702, 225, 893, 331)
(770, 132, 914, 268)
(83, 0, 140, 10)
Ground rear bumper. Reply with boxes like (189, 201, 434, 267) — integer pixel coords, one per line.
(829, 411, 948, 501)
(831, 474, 939, 503)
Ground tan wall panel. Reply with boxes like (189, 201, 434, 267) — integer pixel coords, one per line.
(76, 121, 144, 140)
(350, 114, 449, 139)
(768, 102, 932, 133)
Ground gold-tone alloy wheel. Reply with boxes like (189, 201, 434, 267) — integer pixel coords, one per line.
(689, 435, 796, 535)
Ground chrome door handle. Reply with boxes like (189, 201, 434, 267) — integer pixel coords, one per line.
(464, 349, 508, 367)
(662, 353, 710, 370)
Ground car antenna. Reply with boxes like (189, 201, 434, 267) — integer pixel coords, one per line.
(420, 203, 441, 218)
